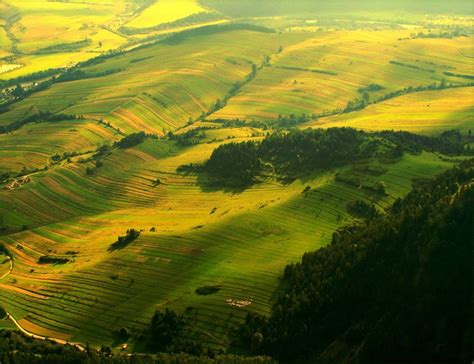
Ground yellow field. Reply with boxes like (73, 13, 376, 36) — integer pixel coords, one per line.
(1, 29, 284, 134)
(211, 30, 473, 120)
(304, 87, 474, 135)
(0, 119, 120, 173)
(0, 5, 472, 354)
(1, 52, 94, 80)
(126, 0, 208, 29)
(9, 0, 129, 54)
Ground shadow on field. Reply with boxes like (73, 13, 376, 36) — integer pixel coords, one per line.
(176, 165, 248, 194)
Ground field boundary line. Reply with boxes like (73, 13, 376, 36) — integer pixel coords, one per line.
(0, 257, 12, 280)
(6, 312, 86, 352)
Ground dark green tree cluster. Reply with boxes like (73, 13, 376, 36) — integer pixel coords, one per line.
(0, 111, 79, 134)
(344, 81, 474, 114)
(376, 129, 465, 155)
(275, 113, 311, 127)
(0, 242, 11, 257)
(0, 68, 63, 89)
(196, 62, 259, 121)
(1, 68, 122, 114)
(140, 308, 228, 357)
(410, 28, 469, 39)
(205, 140, 263, 186)
(345, 199, 378, 219)
(357, 83, 384, 93)
(443, 71, 474, 80)
(168, 128, 207, 146)
(109, 229, 140, 251)
(54, 68, 123, 83)
(241, 160, 474, 363)
(77, 50, 124, 68)
(377, 81, 474, 102)
(0, 330, 275, 364)
(38, 256, 70, 265)
(145, 309, 188, 353)
(114, 132, 149, 149)
(205, 128, 469, 187)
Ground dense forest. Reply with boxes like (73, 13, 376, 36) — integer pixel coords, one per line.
(240, 160, 473, 363)
(204, 128, 468, 186)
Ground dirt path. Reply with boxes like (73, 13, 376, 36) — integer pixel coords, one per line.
(6, 313, 86, 352)
(0, 257, 13, 280)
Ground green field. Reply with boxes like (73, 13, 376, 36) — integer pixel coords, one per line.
(0, 0, 473, 358)
(304, 87, 474, 135)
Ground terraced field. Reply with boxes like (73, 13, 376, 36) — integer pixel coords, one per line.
(0, 127, 456, 348)
(211, 31, 473, 121)
(126, 0, 209, 29)
(0, 0, 224, 79)
(304, 87, 474, 135)
(0, 2, 473, 357)
(0, 119, 120, 173)
(1, 29, 285, 139)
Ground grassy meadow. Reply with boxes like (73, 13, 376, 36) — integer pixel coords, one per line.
(0, 0, 473, 356)
(304, 87, 474, 135)
(126, 0, 209, 29)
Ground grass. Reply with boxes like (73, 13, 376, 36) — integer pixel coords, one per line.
(0, 132, 455, 349)
(1, 29, 284, 135)
(303, 87, 474, 135)
(210, 30, 473, 121)
(0, 119, 119, 173)
(126, 0, 209, 29)
(0, 6, 472, 355)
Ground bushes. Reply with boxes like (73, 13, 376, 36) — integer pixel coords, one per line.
(346, 200, 378, 219)
(169, 129, 206, 145)
(195, 285, 220, 295)
(116, 132, 142, 148)
(0, 243, 10, 257)
(109, 229, 140, 251)
(38, 256, 70, 265)
(114, 132, 148, 149)
(0, 111, 79, 134)
(0, 328, 277, 364)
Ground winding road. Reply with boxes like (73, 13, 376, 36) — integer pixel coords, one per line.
(1, 256, 86, 351)
(6, 312, 86, 351)
(0, 256, 13, 280)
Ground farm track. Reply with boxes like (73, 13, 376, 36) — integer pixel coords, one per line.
(0, 257, 13, 280)
(6, 312, 86, 352)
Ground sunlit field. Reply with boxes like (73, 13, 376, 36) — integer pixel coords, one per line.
(126, 0, 209, 29)
(0, 1, 472, 362)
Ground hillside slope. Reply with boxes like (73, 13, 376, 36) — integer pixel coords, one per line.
(243, 160, 473, 363)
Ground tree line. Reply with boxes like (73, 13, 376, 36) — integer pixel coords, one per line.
(204, 128, 468, 187)
(0, 111, 80, 134)
(240, 159, 474, 363)
(0, 329, 275, 364)
(1, 68, 122, 114)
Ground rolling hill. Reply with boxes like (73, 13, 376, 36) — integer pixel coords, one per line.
(0, 1, 472, 363)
